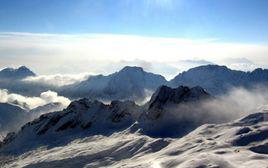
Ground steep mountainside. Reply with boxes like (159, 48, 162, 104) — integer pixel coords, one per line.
(61, 66, 167, 101)
(139, 85, 212, 137)
(0, 85, 213, 154)
(0, 103, 29, 134)
(0, 98, 141, 154)
(170, 65, 268, 95)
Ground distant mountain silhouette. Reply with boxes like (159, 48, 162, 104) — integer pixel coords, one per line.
(169, 65, 268, 95)
(0, 66, 35, 80)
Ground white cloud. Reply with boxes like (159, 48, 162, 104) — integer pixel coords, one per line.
(0, 32, 267, 77)
(0, 89, 70, 109)
(22, 73, 92, 87)
(221, 57, 258, 72)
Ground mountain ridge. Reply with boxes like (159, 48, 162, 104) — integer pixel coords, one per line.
(0, 64, 268, 101)
(0, 85, 214, 153)
(61, 66, 168, 101)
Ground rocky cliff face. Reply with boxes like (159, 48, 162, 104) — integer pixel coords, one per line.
(139, 85, 212, 137)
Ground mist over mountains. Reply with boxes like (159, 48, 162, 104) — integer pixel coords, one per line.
(0, 64, 268, 167)
(0, 84, 267, 167)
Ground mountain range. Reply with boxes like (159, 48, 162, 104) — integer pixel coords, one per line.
(0, 65, 267, 167)
(0, 85, 211, 152)
(61, 66, 167, 101)
(0, 65, 267, 101)
(61, 65, 268, 100)
(170, 65, 268, 94)
(0, 84, 267, 167)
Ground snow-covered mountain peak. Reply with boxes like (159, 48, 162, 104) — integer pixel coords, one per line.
(65, 98, 104, 113)
(137, 85, 213, 137)
(62, 66, 167, 101)
(119, 66, 144, 74)
(17, 66, 33, 72)
(0, 98, 142, 153)
(0, 66, 36, 79)
(148, 85, 210, 110)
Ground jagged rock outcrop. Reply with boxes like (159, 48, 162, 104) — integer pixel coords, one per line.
(139, 85, 212, 137)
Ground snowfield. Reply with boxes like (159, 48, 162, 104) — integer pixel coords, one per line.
(1, 112, 268, 168)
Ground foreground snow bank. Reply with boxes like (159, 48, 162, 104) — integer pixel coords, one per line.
(1, 112, 268, 168)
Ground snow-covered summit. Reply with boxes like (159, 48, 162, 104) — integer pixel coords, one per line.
(62, 66, 167, 101)
(0, 66, 36, 79)
(170, 64, 268, 95)
(148, 85, 210, 111)
(139, 85, 212, 137)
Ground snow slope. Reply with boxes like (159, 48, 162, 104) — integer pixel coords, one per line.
(0, 112, 267, 168)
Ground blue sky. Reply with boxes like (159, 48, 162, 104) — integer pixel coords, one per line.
(0, 0, 268, 43)
(0, 0, 268, 77)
